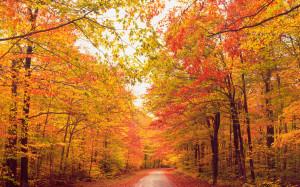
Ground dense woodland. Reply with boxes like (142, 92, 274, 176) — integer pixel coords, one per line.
(0, 0, 299, 186)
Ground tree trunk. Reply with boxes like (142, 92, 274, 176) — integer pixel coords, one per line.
(5, 60, 19, 187)
(59, 113, 71, 173)
(64, 124, 76, 173)
(229, 118, 233, 168)
(194, 144, 198, 167)
(36, 97, 53, 177)
(242, 72, 255, 182)
(199, 143, 205, 173)
(228, 78, 246, 182)
(210, 112, 220, 185)
(144, 154, 147, 168)
(237, 121, 246, 182)
(283, 122, 288, 171)
(125, 150, 130, 172)
(89, 141, 94, 177)
(20, 43, 32, 187)
(20, 8, 38, 187)
(264, 70, 275, 170)
(197, 144, 201, 173)
(49, 145, 54, 184)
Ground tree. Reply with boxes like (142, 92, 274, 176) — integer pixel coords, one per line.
(0, 0, 155, 185)
(144, 0, 299, 185)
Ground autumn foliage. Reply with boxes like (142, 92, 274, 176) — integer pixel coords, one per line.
(145, 0, 300, 185)
(0, 0, 299, 186)
(0, 0, 156, 186)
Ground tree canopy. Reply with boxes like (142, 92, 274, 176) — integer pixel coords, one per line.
(0, 0, 299, 186)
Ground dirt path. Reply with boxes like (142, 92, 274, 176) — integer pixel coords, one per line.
(68, 169, 154, 187)
(69, 168, 226, 187)
(134, 169, 173, 187)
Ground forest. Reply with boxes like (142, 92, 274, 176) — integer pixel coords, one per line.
(0, 0, 299, 186)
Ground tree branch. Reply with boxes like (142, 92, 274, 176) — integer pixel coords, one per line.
(28, 112, 70, 119)
(223, 0, 275, 31)
(209, 4, 300, 37)
(0, 11, 92, 42)
(0, 38, 23, 60)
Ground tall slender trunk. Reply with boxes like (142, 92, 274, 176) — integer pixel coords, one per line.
(20, 8, 38, 187)
(49, 145, 54, 183)
(194, 144, 198, 169)
(227, 75, 246, 182)
(242, 72, 255, 182)
(210, 112, 220, 185)
(199, 143, 205, 172)
(264, 70, 275, 170)
(125, 150, 130, 172)
(103, 138, 108, 171)
(5, 60, 19, 187)
(158, 159, 161, 168)
(276, 73, 288, 174)
(231, 105, 244, 180)
(20, 43, 32, 187)
(283, 122, 288, 171)
(64, 124, 76, 173)
(59, 113, 71, 173)
(36, 97, 53, 177)
(89, 141, 94, 177)
(42, 97, 52, 138)
(236, 121, 246, 182)
(229, 118, 233, 168)
(185, 143, 189, 166)
(197, 143, 201, 173)
(144, 153, 147, 168)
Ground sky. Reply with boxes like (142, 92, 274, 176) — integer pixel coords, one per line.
(131, 82, 151, 108)
(131, 0, 180, 108)
(76, 0, 180, 108)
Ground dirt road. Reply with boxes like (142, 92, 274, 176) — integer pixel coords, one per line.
(134, 169, 173, 187)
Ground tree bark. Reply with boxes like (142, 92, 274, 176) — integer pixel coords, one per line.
(5, 60, 19, 187)
(144, 153, 147, 168)
(242, 72, 255, 182)
(20, 44, 32, 187)
(210, 112, 220, 185)
(227, 74, 246, 182)
(59, 113, 71, 173)
(264, 69, 275, 170)
(283, 122, 288, 171)
(20, 8, 38, 187)
(64, 123, 77, 173)
(199, 143, 205, 173)
(89, 141, 94, 177)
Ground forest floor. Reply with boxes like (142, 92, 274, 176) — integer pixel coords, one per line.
(164, 169, 213, 187)
(67, 168, 230, 187)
